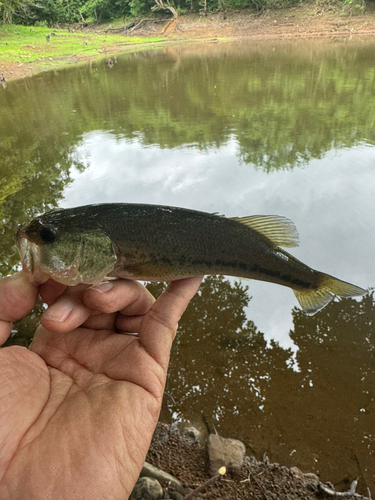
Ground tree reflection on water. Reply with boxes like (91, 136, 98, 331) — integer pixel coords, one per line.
(148, 277, 375, 493)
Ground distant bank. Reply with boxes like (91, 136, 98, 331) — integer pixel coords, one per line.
(1, 4, 375, 82)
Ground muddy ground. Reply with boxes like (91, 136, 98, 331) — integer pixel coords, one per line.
(147, 423, 371, 499)
(2, 3, 375, 81)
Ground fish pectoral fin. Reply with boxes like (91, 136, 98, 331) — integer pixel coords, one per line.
(229, 215, 299, 248)
(293, 273, 367, 316)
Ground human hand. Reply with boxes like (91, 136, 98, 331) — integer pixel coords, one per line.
(0, 272, 202, 500)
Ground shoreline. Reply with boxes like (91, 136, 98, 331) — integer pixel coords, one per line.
(2, 4, 375, 82)
(142, 422, 372, 499)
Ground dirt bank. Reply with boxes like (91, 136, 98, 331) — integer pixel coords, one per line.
(2, 4, 375, 82)
(145, 423, 371, 499)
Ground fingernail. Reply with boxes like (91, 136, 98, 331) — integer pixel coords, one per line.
(90, 281, 114, 293)
(8, 271, 24, 281)
(44, 300, 74, 322)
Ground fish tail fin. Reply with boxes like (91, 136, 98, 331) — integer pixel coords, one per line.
(293, 273, 367, 316)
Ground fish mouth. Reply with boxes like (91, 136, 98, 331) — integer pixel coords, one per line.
(16, 235, 49, 285)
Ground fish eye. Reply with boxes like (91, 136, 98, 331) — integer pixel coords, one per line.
(39, 227, 56, 243)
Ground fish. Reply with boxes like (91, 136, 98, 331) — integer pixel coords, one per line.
(15, 203, 366, 315)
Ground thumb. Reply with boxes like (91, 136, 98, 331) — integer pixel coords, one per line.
(139, 276, 203, 370)
(0, 272, 39, 346)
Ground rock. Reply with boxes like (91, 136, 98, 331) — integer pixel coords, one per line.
(304, 472, 320, 485)
(290, 466, 319, 485)
(129, 477, 163, 500)
(290, 466, 304, 478)
(169, 423, 179, 437)
(181, 426, 200, 446)
(153, 423, 169, 443)
(141, 462, 191, 496)
(207, 434, 246, 475)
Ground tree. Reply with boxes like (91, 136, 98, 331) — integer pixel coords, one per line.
(0, 0, 32, 23)
(152, 0, 178, 18)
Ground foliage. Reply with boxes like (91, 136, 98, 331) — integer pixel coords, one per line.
(0, 0, 86, 25)
(0, 0, 366, 25)
(81, 0, 130, 21)
(0, 0, 32, 24)
(342, 0, 365, 14)
(30, 0, 86, 25)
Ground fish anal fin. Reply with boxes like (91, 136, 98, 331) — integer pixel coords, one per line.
(230, 215, 299, 248)
(293, 272, 367, 316)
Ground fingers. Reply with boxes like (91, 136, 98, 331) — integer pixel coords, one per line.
(41, 284, 93, 333)
(41, 279, 155, 333)
(0, 272, 39, 346)
(84, 279, 155, 316)
(39, 279, 67, 305)
(139, 276, 203, 369)
(83, 280, 155, 331)
(39, 275, 202, 371)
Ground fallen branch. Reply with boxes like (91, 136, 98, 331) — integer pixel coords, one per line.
(130, 18, 156, 32)
(319, 479, 372, 499)
(104, 18, 171, 33)
(182, 467, 226, 500)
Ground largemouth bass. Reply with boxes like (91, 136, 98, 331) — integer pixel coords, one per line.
(15, 203, 366, 315)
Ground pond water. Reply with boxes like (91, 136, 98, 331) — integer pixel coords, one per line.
(0, 38, 374, 493)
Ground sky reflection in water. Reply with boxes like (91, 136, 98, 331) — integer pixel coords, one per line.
(62, 135, 375, 348)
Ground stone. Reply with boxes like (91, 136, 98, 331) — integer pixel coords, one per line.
(141, 462, 191, 496)
(303, 472, 320, 485)
(129, 477, 163, 500)
(207, 434, 246, 476)
(169, 423, 180, 437)
(290, 466, 304, 478)
(153, 423, 169, 444)
(181, 426, 200, 446)
(290, 466, 319, 485)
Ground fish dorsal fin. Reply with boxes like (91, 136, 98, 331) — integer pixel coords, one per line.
(229, 215, 299, 248)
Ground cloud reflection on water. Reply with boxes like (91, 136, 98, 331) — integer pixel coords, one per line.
(62, 132, 375, 348)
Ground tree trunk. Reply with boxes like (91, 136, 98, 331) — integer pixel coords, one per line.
(152, 0, 178, 19)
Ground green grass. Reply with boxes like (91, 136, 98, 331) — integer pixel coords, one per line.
(0, 24, 166, 64)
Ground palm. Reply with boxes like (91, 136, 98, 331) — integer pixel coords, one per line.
(0, 274, 202, 500)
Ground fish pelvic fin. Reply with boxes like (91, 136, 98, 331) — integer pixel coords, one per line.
(293, 273, 367, 316)
(229, 215, 299, 248)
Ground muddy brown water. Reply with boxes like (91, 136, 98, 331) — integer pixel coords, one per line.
(0, 39, 374, 494)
